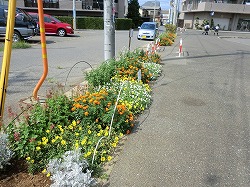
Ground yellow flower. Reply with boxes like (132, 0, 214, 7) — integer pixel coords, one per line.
(88, 130, 92, 134)
(75, 143, 79, 149)
(75, 132, 79, 136)
(42, 137, 47, 142)
(104, 132, 109, 137)
(81, 139, 87, 145)
(115, 136, 119, 142)
(68, 125, 73, 130)
(72, 120, 77, 127)
(101, 157, 106, 162)
(46, 130, 50, 133)
(61, 140, 66, 145)
(51, 139, 56, 143)
(42, 169, 47, 174)
(87, 151, 91, 156)
(79, 127, 82, 131)
(108, 156, 112, 161)
(46, 173, 51, 177)
(36, 146, 41, 151)
(97, 133, 101, 137)
(97, 125, 102, 129)
(26, 157, 31, 161)
(55, 136, 60, 140)
(112, 143, 117, 147)
(31, 160, 34, 163)
(119, 133, 123, 137)
(37, 141, 41, 145)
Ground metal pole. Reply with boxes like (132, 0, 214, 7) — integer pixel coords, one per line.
(73, 0, 76, 30)
(173, 0, 177, 26)
(0, 0, 16, 121)
(153, 0, 156, 22)
(33, 0, 48, 99)
(104, 0, 115, 61)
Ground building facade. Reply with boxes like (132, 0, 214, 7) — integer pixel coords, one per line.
(140, 1, 161, 22)
(180, 0, 250, 31)
(3, 0, 128, 18)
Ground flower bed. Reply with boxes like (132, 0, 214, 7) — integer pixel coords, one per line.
(1, 48, 163, 186)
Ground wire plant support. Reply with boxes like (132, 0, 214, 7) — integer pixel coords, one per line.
(91, 81, 125, 165)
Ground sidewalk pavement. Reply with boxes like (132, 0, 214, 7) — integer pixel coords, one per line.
(100, 33, 186, 187)
(101, 30, 250, 187)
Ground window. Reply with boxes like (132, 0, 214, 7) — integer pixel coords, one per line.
(24, 0, 59, 8)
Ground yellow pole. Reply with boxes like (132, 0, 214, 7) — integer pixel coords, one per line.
(32, 0, 48, 100)
(0, 0, 16, 122)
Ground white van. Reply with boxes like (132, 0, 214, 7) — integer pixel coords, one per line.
(137, 22, 159, 40)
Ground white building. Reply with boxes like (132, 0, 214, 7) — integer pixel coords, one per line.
(180, 0, 250, 31)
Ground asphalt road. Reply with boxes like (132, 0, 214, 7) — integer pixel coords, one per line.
(108, 30, 250, 186)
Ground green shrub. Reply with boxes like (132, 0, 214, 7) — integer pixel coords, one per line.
(77, 17, 104, 29)
(116, 18, 133, 30)
(159, 32, 176, 46)
(165, 24, 176, 33)
(55, 16, 73, 27)
(55, 16, 133, 30)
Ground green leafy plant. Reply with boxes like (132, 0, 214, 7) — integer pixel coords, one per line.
(165, 24, 177, 33)
(159, 32, 174, 46)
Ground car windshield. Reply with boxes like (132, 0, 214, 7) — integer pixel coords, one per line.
(141, 24, 155, 30)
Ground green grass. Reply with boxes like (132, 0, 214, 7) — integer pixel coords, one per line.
(0, 41, 32, 51)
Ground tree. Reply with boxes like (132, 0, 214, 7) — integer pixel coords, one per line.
(127, 0, 141, 28)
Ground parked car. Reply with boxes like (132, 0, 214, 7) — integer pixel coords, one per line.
(137, 22, 159, 40)
(28, 12, 74, 37)
(0, 5, 38, 42)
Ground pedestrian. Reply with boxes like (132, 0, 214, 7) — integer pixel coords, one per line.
(204, 23, 210, 35)
(202, 23, 210, 35)
(214, 24, 220, 36)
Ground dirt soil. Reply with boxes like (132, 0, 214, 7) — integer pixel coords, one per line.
(0, 159, 51, 187)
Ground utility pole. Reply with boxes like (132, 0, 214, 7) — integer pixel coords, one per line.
(73, 0, 76, 30)
(104, 0, 115, 61)
(153, 0, 156, 22)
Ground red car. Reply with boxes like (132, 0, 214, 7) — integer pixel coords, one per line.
(28, 12, 74, 37)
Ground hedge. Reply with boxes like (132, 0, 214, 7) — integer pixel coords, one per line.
(55, 16, 133, 30)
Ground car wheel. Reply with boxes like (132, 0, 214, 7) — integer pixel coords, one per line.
(57, 29, 66, 37)
(13, 31, 22, 42)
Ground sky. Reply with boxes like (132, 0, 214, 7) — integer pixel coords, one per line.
(138, 0, 171, 11)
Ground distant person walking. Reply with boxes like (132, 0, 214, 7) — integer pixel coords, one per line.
(214, 24, 220, 36)
(202, 23, 210, 35)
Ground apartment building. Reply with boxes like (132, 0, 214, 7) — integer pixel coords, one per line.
(180, 0, 250, 31)
(8, 0, 128, 18)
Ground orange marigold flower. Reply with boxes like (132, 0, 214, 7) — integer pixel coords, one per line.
(94, 100, 100, 105)
(82, 105, 89, 110)
(84, 111, 89, 116)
